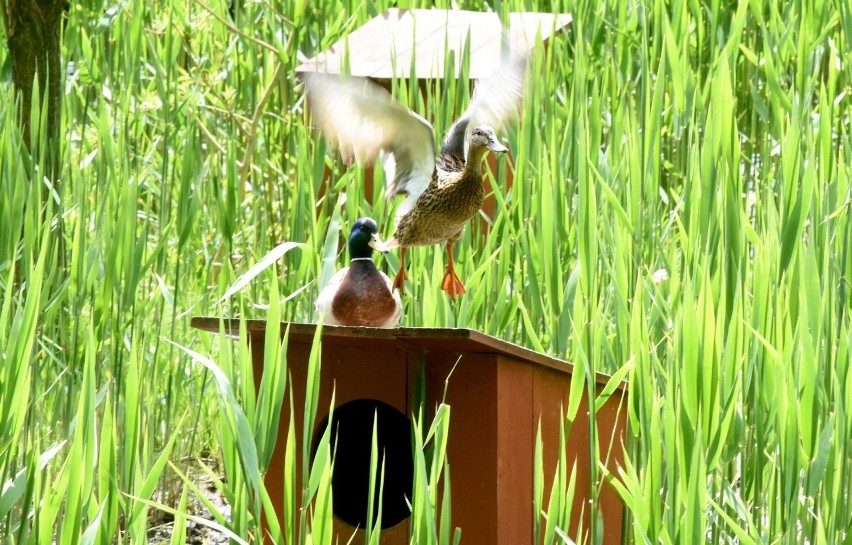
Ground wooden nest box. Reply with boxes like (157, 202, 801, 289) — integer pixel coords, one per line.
(192, 319, 627, 544)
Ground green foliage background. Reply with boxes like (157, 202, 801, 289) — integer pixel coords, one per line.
(0, 0, 850, 542)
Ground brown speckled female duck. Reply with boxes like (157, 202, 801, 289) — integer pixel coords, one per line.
(316, 217, 402, 327)
(305, 58, 526, 298)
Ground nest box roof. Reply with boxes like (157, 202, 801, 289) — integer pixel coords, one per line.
(295, 8, 572, 81)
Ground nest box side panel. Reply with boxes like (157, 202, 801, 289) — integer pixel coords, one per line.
(424, 351, 499, 545)
(592, 387, 628, 545)
(252, 338, 313, 540)
(494, 356, 536, 545)
(532, 364, 627, 545)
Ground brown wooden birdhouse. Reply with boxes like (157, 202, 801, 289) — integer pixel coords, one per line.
(191, 318, 627, 545)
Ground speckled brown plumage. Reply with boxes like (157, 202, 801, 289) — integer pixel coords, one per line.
(387, 126, 508, 297)
(436, 148, 466, 173)
(392, 151, 487, 248)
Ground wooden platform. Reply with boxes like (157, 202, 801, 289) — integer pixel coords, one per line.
(296, 8, 572, 81)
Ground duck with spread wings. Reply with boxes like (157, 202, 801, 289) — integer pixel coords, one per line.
(305, 58, 526, 298)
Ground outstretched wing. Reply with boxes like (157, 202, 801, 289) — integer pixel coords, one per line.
(304, 73, 436, 213)
(440, 56, 528, 161)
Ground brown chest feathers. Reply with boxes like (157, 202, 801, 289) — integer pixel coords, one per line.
(331, 261, 399, 327)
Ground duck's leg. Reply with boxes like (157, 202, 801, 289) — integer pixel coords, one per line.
(392, 246, 408, 294)
(441, 241, 466, 298)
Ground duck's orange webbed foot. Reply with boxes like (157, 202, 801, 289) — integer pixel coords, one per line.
(441, 271, 466, 298)
(392, 247, 408, 294)
(441, 241, 466, 299)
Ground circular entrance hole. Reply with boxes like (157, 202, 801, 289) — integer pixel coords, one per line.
(312, 399, 413, 529)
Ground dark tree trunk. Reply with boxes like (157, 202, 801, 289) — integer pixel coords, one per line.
(3, 0, 68, 278)
(3, 0, 66, 177)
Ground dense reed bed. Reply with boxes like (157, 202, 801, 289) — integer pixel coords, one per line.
(1, 0, 850, 542)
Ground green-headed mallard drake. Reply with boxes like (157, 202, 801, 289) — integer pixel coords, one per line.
(305, 58, 526, 298)
(316, 217, 402, 328)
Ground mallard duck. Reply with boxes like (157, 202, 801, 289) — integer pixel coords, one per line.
(305, 58, 526, 298)
(316, 217, 402, 328)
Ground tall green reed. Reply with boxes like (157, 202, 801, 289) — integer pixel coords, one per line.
(1, 0, 850, 542)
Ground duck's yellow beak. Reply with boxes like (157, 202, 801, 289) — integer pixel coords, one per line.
(369, 233, 389, 253)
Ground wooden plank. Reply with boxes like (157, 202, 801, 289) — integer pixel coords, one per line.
(532, 364, 628, 545)
(531, 362, 569, 528)
(296, 8, 573, 81)
(364, 9, 422, 78)
(427, 351, 498, 544)
(190, 317, 625, 390)
(495, 356, 534, 545)
(594, 389, 629, 545)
